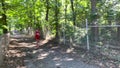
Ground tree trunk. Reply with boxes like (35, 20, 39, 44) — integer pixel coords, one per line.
(70, 0, 76, 25)
(1, 0, 8, 34)
(63, 0, 67, 44)
(90, 0, 99, 42)
(116, 13, 120, 42)
(55, 0, 59, 39)
(45, 0, 49, 21)
(65, 1, 67, 24)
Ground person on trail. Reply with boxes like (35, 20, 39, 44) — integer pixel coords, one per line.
(35, 29, 40, 48)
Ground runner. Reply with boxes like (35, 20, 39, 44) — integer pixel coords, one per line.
(35, 30, 40, 48)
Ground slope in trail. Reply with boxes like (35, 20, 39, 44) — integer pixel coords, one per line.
(2, 35, 100, 68)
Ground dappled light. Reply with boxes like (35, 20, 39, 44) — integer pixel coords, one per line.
(66, 48, 74, 53)
(1, 34, 119, 68)
(37, 52, 49, 60)
(1, 35, 100, 68)
(63, 57, 74, 61)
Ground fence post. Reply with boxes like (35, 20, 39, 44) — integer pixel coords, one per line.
(86, 19, 90, 51)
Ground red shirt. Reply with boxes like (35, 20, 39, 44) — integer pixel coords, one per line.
(35, 31, 40, 40)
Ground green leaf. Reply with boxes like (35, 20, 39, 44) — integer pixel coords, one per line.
(80, 1, 88, 8)
(2, 25, 8, 29)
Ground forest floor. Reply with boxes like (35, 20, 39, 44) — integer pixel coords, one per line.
(1, 34, 120, 68)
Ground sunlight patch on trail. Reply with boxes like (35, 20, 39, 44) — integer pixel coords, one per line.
(37, 52, 49, 60)
(66, 48, 74, 53)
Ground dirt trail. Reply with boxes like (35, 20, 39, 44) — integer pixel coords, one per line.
(2, 35, 99, 68)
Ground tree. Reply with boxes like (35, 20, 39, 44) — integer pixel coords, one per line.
(90, 0, 99, 42)
(54, 0, 59, 39)
(45, 0, 49, 21)
(116, 12, 120, 41)
(1, 0, 8, 34)
(70, 0, 76, 25)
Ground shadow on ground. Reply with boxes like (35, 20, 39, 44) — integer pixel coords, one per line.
(2, 35, 119, 68)
(2, 36, 94, 68)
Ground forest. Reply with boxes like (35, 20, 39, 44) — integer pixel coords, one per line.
(0, 0, 120, 68)
(1, 0, 120, 47)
